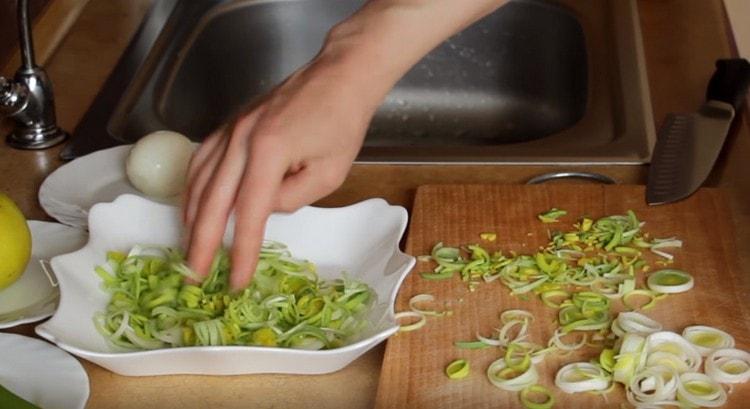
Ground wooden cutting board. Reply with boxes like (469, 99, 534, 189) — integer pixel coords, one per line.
(375, 185, 750, 409)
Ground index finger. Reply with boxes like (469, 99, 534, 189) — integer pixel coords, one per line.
(229, 141, 289, 291)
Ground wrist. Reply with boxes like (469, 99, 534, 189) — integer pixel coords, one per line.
(311, 25, 401, 112)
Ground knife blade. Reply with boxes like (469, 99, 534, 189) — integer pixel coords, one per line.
(647, 59, 750, 205)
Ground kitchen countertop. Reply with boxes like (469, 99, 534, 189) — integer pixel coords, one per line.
(1, 0, 748, 408)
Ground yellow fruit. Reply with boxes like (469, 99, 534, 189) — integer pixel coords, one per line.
(0, 193, 31, 289)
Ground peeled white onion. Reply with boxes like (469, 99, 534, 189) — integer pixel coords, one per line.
(126, 130, 195, 198)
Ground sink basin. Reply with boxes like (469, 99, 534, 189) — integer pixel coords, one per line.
(64, 0, 655, 163)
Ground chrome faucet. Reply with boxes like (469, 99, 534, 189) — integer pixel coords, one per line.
(0, 0, 68, 149)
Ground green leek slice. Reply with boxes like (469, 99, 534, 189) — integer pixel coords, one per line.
(520, 385, 555, 409)
(538, 208, 567, 223)
(445, 359, 470, 379)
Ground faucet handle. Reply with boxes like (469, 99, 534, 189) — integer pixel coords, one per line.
(1, 76, 30, 116)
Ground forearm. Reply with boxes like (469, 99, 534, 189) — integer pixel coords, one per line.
(313, 0, 510, 108)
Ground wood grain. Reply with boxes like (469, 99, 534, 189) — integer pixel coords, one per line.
(375, 184, 750, 408)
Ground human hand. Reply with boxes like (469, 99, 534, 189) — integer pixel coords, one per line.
(182, 0, 509, 291)
(182, 59, 377, 291)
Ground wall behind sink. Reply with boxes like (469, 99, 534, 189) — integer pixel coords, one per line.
(0, 0, 49, 64)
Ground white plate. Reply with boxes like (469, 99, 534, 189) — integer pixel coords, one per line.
(0, 221, 87, 329)
(0, 333, 89, 409)
(36, 194, 415, 376)
(38, 145, 177, 228)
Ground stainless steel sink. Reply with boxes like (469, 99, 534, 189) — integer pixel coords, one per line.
(64, 0, 655, 163)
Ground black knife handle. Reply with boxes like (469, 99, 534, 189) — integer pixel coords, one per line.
(706, 58, 750, 111)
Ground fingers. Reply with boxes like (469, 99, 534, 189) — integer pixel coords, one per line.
(182, 130, 222, 222)
(276, 160, 348, 213)
(183, 135, 227, 237)
(229, 140, 289, 291)
(185, 113, 261, 279)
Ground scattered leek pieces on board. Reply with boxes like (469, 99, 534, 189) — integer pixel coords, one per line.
(455, 309, 552, 358)
(537, 208, 567, 223)
(93, 242, 375, 350)
(479, 309, 560, 406)
(0, 384, 41, 409)
(419, 210, 684, 312)
(394, 294, 451, 332)
(554, 311, 750, 408)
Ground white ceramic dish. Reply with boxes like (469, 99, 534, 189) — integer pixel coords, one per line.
(0, 221, 87, 329)
(36, 194, 415, 376)
(0, 333, 89, 409)
(38, 145, 178, 228)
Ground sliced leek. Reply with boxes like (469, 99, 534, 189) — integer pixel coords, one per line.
(622, 289, 660, 311)
(705, 348, 750, 384)
(626, 365, 678, 407)
(480, 232, 497, 242)
(94, 243, 374, 350)
(538, 208, 567, 223)
(500, 309, 534, 324)
(445, 359, 470, 379)
(613, 333, 647, 384)
(676, 372, 727, 408)
(554, 362, 611, 393)
(520, 385, 555, 409)
(647, 269, 693, 294)
(487, 356, 539, 391)
(615, 311, 663, 336)
(682, 325, 735, 357)
(547, 329, 586, 352)
(394, 311, 426, 332)
(646, 331, 702, 373)
(408, 294, 451, 317)
(454, 340, 491, 350)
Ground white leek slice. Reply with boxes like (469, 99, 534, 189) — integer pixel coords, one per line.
(646, 331, 702, 372)
(622, 290, 660, 311)
(705, 348, 750, 384)
(475, 331, 504, 347)
(394, 311, 425, 332)
(548, 329, 586, 351)
(627, 365, 678, 406)
(649, 238, 683, 260)
(613, 333, 647, 384)
(611, 319, 625, 338)
(682, 325, 735, 357)
(408, 294, 450, 317)
(616, 311, 662, 336)
(497, 318, 530, 347)
(505, 341, 547, 365)
(500, 309, 534, 324)
(646, 269, 693, 294)
(646, 352, 690, 374)
(487, 357, 539, 391)
(555, 362, 611, 393)
(676, 372, 727, 408)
